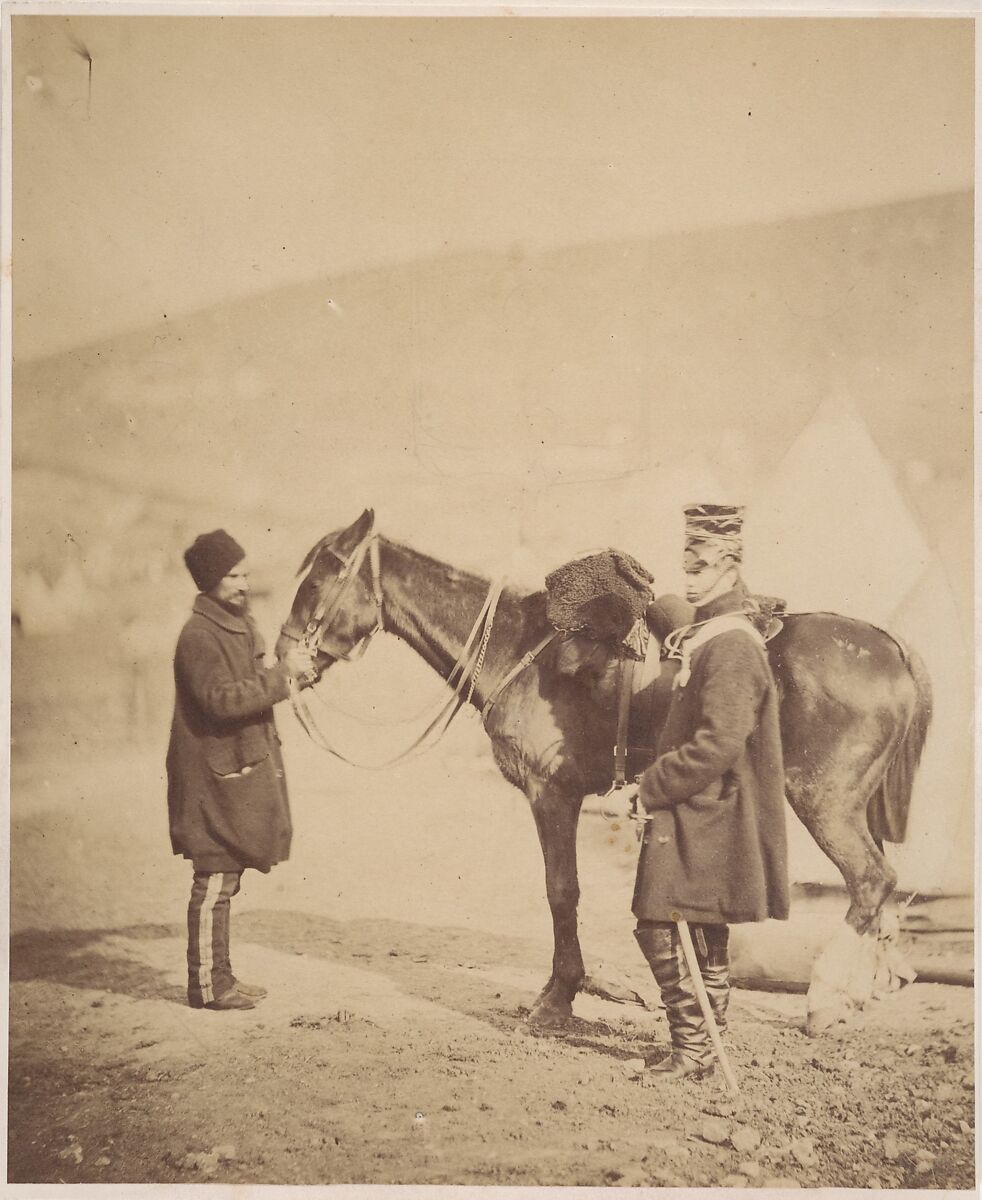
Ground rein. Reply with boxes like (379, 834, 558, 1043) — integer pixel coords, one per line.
(285, 526, 523, 767)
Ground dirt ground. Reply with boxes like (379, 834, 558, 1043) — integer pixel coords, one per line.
(6, 632, 977, 1191)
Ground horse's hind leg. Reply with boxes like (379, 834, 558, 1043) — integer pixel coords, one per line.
(786, 758, 898, 936)
(786, 750, 903, 1034)
(527, 781, 585, 1028)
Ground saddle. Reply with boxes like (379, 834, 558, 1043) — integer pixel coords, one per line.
(550, 575, 787, 788)
(543, 548, 788, 787)
(647, 593, 787, 643)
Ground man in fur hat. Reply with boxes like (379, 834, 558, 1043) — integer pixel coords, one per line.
(617, 504, 789, 1079)
(167, 530, 317, 1011)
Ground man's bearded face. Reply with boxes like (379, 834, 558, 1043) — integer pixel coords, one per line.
(211, 560, 251, 615)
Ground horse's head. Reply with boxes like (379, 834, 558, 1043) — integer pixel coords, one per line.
(276, 508, 383, 671)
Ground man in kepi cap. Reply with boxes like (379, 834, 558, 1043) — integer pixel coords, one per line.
(618, 504, 789, 1079)
(167, 530, 317, 1011)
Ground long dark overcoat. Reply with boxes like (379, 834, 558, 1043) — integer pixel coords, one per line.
(633, 589, 789, 925)
(167, 594, 292, 873)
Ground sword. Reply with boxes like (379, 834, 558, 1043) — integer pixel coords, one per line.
(620, 782, 742, 1097)
(675, 917, 741, 1099)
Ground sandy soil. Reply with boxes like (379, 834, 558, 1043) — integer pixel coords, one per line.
(6, 635, 976, 1190)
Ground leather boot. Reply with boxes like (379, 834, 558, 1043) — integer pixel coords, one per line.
(203, 986, 256, 1011)
(188, 984, 256, 1011)
(232, 979, 267, 998)
(634, 922, 713, 1077)
(646, 1050, 713, 1079)
(696, 923, 730, 1035)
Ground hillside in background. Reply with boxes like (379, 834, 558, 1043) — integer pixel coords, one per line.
(13, 189, 972, 626)
(10, 189, 975, 892)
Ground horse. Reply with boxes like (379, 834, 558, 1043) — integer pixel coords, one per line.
(276, 509, 932, 1032)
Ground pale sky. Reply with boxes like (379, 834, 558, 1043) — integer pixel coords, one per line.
(11, 13, 974, 361)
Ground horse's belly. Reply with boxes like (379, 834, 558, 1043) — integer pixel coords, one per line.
(486, 677, 614, 795)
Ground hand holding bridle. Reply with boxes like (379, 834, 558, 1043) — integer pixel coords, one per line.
(599, 779, 652, 825)
(283, 645, 319, 688)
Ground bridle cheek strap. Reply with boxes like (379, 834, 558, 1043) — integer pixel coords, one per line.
(310, 535, 385, 662)
(281, 529, 384, 662)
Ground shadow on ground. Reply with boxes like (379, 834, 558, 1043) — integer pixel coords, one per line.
(237, 908, 702, 1062)
(9, 911, 802, 1061)
(10, 924, 187, 1006)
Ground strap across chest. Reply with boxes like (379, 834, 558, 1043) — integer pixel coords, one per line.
(664, 614, 765, 689)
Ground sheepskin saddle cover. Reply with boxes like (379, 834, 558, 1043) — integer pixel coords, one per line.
(545, 550, 654, 644)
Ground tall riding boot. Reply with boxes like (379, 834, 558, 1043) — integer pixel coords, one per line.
(696, 923, 730, 1035)
(634, 921, 713, 1078)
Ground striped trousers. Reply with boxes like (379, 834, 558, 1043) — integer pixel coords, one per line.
(187, 871, 241, 1007)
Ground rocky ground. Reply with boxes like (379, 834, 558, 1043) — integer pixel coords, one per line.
(6, 633, 976, 1191)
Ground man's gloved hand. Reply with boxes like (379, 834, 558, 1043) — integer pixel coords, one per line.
(601, 781, 651, 823)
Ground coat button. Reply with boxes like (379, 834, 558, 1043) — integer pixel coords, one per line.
(656, 835, 670, 844)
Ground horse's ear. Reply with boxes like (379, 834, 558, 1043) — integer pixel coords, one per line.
(335, 508, 374, 550)
(298, 509, 375, 574)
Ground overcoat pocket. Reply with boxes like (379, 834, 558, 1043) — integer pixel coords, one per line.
(205, 754, 281, 869)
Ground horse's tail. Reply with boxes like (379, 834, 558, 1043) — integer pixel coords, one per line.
(867, 643, 933, 844)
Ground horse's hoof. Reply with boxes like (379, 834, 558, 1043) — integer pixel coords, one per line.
(805, 1006, 847, 1037)
(528, 1000, 573, 1029)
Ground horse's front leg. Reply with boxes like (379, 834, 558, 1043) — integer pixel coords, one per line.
(527, 781, 585, 1028)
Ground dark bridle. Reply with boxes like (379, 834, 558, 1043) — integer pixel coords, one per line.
(279, 523, 384, 664)
(280, 521, 558, 768)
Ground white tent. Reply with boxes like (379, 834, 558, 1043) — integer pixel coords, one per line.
(888, 557, 974, 895)
(744, 396, 931, 626)
(742, 397, 968, 896)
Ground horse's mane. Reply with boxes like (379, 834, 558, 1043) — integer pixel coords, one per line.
(297, 529, 506, 593)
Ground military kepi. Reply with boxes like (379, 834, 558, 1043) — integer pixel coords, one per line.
(683, 503, 745, 562)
